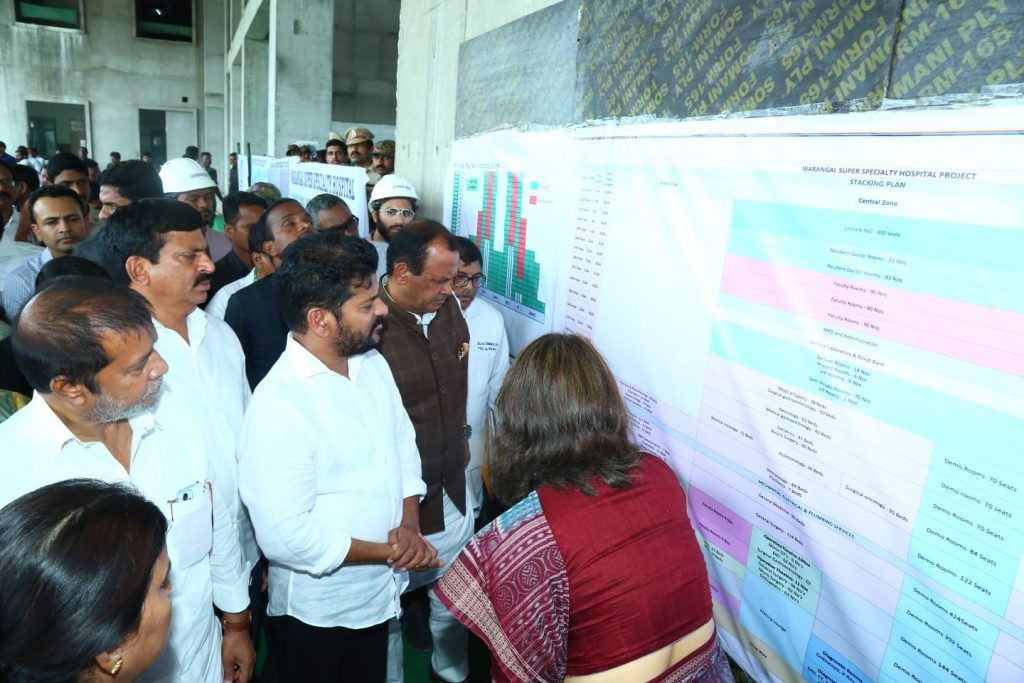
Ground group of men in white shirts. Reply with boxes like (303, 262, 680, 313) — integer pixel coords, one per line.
(0, 164, 510, 683)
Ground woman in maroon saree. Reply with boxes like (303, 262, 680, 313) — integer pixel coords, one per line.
(435, 334, 735, 683)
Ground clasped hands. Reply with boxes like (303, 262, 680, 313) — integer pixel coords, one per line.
(387, 524, 443, 572)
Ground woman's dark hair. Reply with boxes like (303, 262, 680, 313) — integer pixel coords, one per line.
(490, 333, 641, 504)
(0, 479, 168, 682)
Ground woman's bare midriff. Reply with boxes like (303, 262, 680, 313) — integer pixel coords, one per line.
(563, 617, 717, 683)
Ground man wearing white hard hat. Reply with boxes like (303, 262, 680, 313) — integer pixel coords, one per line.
(368, 175, 419, 279)
(160, 157, 232, 262)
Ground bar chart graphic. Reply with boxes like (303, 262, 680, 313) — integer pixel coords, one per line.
(450, 169, 546, 322)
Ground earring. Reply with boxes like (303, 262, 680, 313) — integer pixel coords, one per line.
(109, 659, 123, 676)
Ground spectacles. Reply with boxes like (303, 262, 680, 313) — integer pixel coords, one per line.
(0, 179, 14, 187)
(323, 215, 359, 233)
(373, 153, 395, 159)
(453, 273, 487, 288)
(382, 207, 415, 219)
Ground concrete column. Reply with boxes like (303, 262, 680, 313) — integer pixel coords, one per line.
(267, 0, 333, 155)
(229, 60, 243, 157)
(242, 38, 270, 155)
(200, 0, 227, 181)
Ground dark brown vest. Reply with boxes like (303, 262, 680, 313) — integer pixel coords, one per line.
(377, 292, 470, 534)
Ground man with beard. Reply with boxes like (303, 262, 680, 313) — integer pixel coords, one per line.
(103, 200, 258, 669)
(239, 232, 437, 681)
(368, 175, 418, 279)
(159, 157, 232, 262)
(3, 186, 90, 319)
(372, 140, 396, 177)
(377, 221, 473, 683)
(224, 198, 312, 389)
(0, 277, 252, 683)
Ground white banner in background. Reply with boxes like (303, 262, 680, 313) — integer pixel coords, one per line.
(287, 162, 370, 238)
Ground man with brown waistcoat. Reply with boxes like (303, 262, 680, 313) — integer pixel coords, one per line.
(376, 220, 472, 683)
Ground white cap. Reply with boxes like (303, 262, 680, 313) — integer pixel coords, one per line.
(369, 174, 419, 205)
(159, 158, 216, 193)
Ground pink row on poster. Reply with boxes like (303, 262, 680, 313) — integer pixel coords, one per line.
(720, 254, 1024, 376)
(689, 484, 753, 565)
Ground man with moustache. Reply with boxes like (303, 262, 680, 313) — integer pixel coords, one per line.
(103, 200, 258, 673)
(325, 136, 349, 165)
(377, 221, 473, 683)
(239, 233, 437, 681)
(345, 127, 381, 190)
(224, 198, 312, 389)
(3, 186, 90, 319)
(159, 157, 232, 262)
(0, 277, 252, 683)
(372, 140, 396, 177)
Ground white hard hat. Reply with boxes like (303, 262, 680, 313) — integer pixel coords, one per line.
(159, 157, 216, 193)
(369, 174, 419, 205)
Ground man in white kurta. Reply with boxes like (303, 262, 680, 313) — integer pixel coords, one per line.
(0, 278, 250, 682)
(104, 199, 259, 577)
(453, 236, 510, 514)
(239, 233, 436, 681)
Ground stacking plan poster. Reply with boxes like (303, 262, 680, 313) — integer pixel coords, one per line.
(443, 105, 1024, 683)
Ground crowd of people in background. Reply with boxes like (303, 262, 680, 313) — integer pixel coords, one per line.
(0, 123, 732, 683)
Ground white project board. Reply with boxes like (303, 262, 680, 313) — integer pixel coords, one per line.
(443, 105, 1024, 683)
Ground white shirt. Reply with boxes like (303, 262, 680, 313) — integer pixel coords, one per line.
(153, 308, 258, 569)
(19, 156, 43, 174)
(372, 239, 388, 279)
(464, 298, 510, 495)
(207, 268, 256, 320)
(0, 397, 248, 682)
(238, 335, 426, 628)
